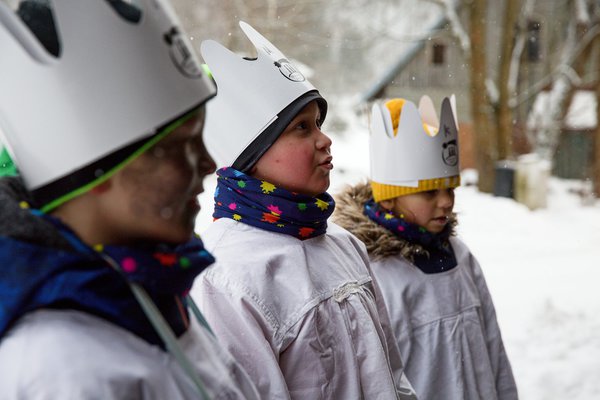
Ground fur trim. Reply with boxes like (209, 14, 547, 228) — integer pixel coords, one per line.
(333, 181, 457, 261)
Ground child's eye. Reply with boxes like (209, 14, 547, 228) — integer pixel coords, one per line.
(294, 121, 310, 132)
(423, 190, 438, 198)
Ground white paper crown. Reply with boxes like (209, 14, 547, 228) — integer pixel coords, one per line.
(201, 21, 319, 167)
(0, 0, 215, 192)
(369, 95, 460, 187)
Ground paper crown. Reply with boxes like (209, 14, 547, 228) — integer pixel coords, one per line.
(0, 0, 215, 209)
(201, 21, 321, 168)
(369, 96, 460, 201)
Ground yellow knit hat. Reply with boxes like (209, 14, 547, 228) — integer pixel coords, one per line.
(370, 98, 461, 203)
(371, 176, 461, 202)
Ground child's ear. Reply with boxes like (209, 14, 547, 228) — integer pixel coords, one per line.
(379, 199, 394, 211)
(90, 180, 112, 195)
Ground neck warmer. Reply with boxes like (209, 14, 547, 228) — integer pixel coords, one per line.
(0, 208, 214, 348)
(213, 167, 335, 240)
(364, 199, 457, 273)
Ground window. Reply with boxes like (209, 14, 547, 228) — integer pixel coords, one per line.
(527, 20, 541, 62)
(432, 42, 446, 65)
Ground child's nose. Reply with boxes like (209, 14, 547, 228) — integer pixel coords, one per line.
(438, 189, 454, 208)
(195, 142, 216, 177)
(198, 153, 216, 176)
(316, 130, 332, 150)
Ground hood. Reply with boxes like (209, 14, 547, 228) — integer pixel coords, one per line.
(0, 176, 70, 250)
(332, 181, 457, 261)
(0, 177, 211, 346)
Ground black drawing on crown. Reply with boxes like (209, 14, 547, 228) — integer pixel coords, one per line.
(274, 58, 305, 82)
(442, 139, 458, 166)
(164, 27, 202, 78)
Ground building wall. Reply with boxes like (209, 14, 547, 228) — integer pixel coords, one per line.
(380, 0, 572, 126)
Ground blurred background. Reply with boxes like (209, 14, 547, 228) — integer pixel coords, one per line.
(176, 2, 600, 399)
(1, 1, 599, 399)
(169, 0, 600, 208)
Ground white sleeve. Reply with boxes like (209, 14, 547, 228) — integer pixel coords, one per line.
(470, 253, 519, 400)
(366, 261, 419, 400)
(195, 273, 292, 400)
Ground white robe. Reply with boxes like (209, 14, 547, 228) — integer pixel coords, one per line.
(193, 218, 417, 399)
(0, 309, 260, 400)
(370, 237, 518, 400)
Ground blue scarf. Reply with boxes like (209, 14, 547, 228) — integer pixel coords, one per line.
(364, 200, 457, 273)
(213, 167, 335, 240)
(0, 212, 214, 348)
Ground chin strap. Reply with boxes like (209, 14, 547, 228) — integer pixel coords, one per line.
(33, 205, 214, 400)
(99, 252, 211, 400)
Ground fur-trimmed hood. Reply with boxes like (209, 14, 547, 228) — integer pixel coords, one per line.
(333, 181, 457, 261)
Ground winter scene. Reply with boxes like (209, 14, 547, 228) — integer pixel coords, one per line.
(187, 1, 599, 397)
(1, 0, 599, 399)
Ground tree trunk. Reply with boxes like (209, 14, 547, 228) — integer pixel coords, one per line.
(593, 30, 600, 197)
(594, 79, 600, 197)
(469, 0, 496, 192)
(497, 0, 520, 161)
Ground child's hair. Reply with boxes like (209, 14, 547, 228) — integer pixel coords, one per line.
(200, 22, 327, 171)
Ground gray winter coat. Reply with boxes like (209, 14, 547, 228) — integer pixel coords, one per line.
(333, 182, 519, 400)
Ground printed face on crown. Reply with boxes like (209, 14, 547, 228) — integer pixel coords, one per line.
(251, 101, 333, 197)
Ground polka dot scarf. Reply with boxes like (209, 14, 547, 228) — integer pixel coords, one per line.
(364, 199, 457, 273)
(213, 167, 335, 240)
(1, 210, 215, 348)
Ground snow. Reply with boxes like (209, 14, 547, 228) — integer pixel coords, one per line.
(454, 177, 600, 400)
(529, 90, 598, 130)
(196, 123, 600, 400)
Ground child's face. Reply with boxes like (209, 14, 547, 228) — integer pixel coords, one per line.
(97, 108, 216, 244)
(384, 188, 455, 233)
(251, 100, 333, 196)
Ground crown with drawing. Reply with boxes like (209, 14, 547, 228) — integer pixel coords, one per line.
(369, 95, 461, 202)
(201, 21, 323, 168)
(0, 0, 215, 210)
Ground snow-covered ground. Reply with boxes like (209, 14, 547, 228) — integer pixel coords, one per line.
(455, 175, 600, 400)
(196, 129, 600, 400)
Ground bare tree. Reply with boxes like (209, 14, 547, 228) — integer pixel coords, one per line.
(468, 0, 496, 192)
(496, 0, 520, 161)
(532, 1, 599, 160)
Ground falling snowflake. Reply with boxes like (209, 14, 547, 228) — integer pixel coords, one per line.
(228, 202, 237, 210)
(298, 203, 307, 211)
(233, 214, 242, 221)
(237, 180, 246, 188)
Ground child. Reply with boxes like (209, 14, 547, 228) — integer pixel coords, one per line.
(0, 1, 259, 398)
(334, 97, 519, 399)
(192, 22, 417, 399)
